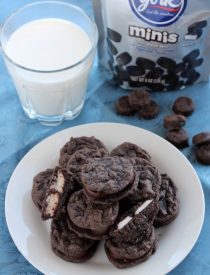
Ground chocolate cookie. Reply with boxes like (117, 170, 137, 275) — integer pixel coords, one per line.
(32, 168, 54, 212)
(81, 157, 138, 203)
(116, 96, 136, 116)
(105, 226, 156, 269)
(166, 128, 189, 149)
(128, 158, 161, 203)
(192, 132, 210, 147)
(67, 190, 119, 240)
(163, 114, 186, 130)
(51, 215, 98, 262)
(138, 100, 160, 120)
(110, 199, 159, 243)
(66, 148, 106, 185)
(172, 96, 195, 116)
(128, 90, 151, 110)
(196, 143, 210, 164)
(110, 142, 151, 162)
(41, 167, 75, 220)
(154, 174, 179, 227)
(59, 136, 109, 168)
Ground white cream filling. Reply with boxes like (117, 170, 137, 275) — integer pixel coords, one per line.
(117, 200, 153, 230)
(50, 170, 65, 193)
(135, 199, 153, 215)
(45, 193, 59, 216)
(117, 216, 132, 230)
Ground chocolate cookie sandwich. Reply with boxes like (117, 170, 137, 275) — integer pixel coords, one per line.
(32, 168, 54, 212)
(66, 148, 106, 185)
(67, 190, 119, 240)
(110, 142, 151, 162)
(105, 226, 156, 269)
(154, 174, 179, 227)
(59, 136, 109, 168)
(41, 167, 75, 220)
(51, 214, 98, 262)
(192, 132, 210, 165)
(110, 199, 159, 243)
(128, 158, 161, 203)
(81, 156, 138, 203)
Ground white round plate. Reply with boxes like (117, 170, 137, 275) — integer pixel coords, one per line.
(5, 123, 205, 275)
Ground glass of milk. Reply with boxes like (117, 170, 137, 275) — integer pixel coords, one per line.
(0, 1, 98, 126)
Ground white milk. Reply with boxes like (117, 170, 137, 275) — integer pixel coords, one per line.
(5, 18, 93, 117)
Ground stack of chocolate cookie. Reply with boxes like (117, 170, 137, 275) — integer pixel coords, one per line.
(163, 96, 195, 149)
(116, 89, 159, 119)
(31, 136, 179, 269)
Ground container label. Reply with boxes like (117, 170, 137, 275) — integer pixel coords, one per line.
(129, 0, 187, 27)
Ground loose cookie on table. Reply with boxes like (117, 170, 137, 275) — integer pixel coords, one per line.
(166, 128, 189, 149)
(110, 199, 159, 243)
(81, 156, 138, 203)
(192, 132, 210, 147)
(192, 132, 210, 165)
(195, 143, 210, 165)
(67, 190, 119, 240)
(59, 136, 109, 168)
(138, 100, 160, 120)
(111, 142, 151, 162)
(116, 96, 136, 116)
(32, 168, 54, 212)
(163, 114, 186, 130)
(128, 158, 161, 203)
(41, 167, 75, 220)
(154, 174, 179, 227)
(128, 89, 151, 110)
(51, 212, 98, 262)
(172, 96, 195, 116)
(105, 226, 156, 269)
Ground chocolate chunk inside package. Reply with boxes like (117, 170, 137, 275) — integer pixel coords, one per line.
(92, 0, 210, 91)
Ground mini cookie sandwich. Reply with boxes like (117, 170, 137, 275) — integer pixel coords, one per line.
(105, 226, 156, 269)
(193, 132, 210, 147)
(66, 148, 106, 185)
(192, 132, 210, 165)
(51, 213, 98, 262)
(67, 190, 119, 240)
(128, 89, 151, 110)
(59, 136, 109, 168)
(128, 158, 161, 203)
(116, 96, 136, 116)
(137, 100, 160, 120)
(32, 168, 54, 212)
(195, 144, 210, 164)
(172, 96, 195, 117)
(41, 167, 75, 220)
(110, 199, 159, 243)
(81, 156, 138, 203)
(166, 128, 189, 149)
(154, 174, 179, 227)
(163, 114, 186, 131)
(110, 142, 151, 162)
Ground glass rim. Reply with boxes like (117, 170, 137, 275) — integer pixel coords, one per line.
(0, 0, 98, 73)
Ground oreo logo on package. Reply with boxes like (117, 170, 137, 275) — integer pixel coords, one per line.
(129, 0, 187, 27)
